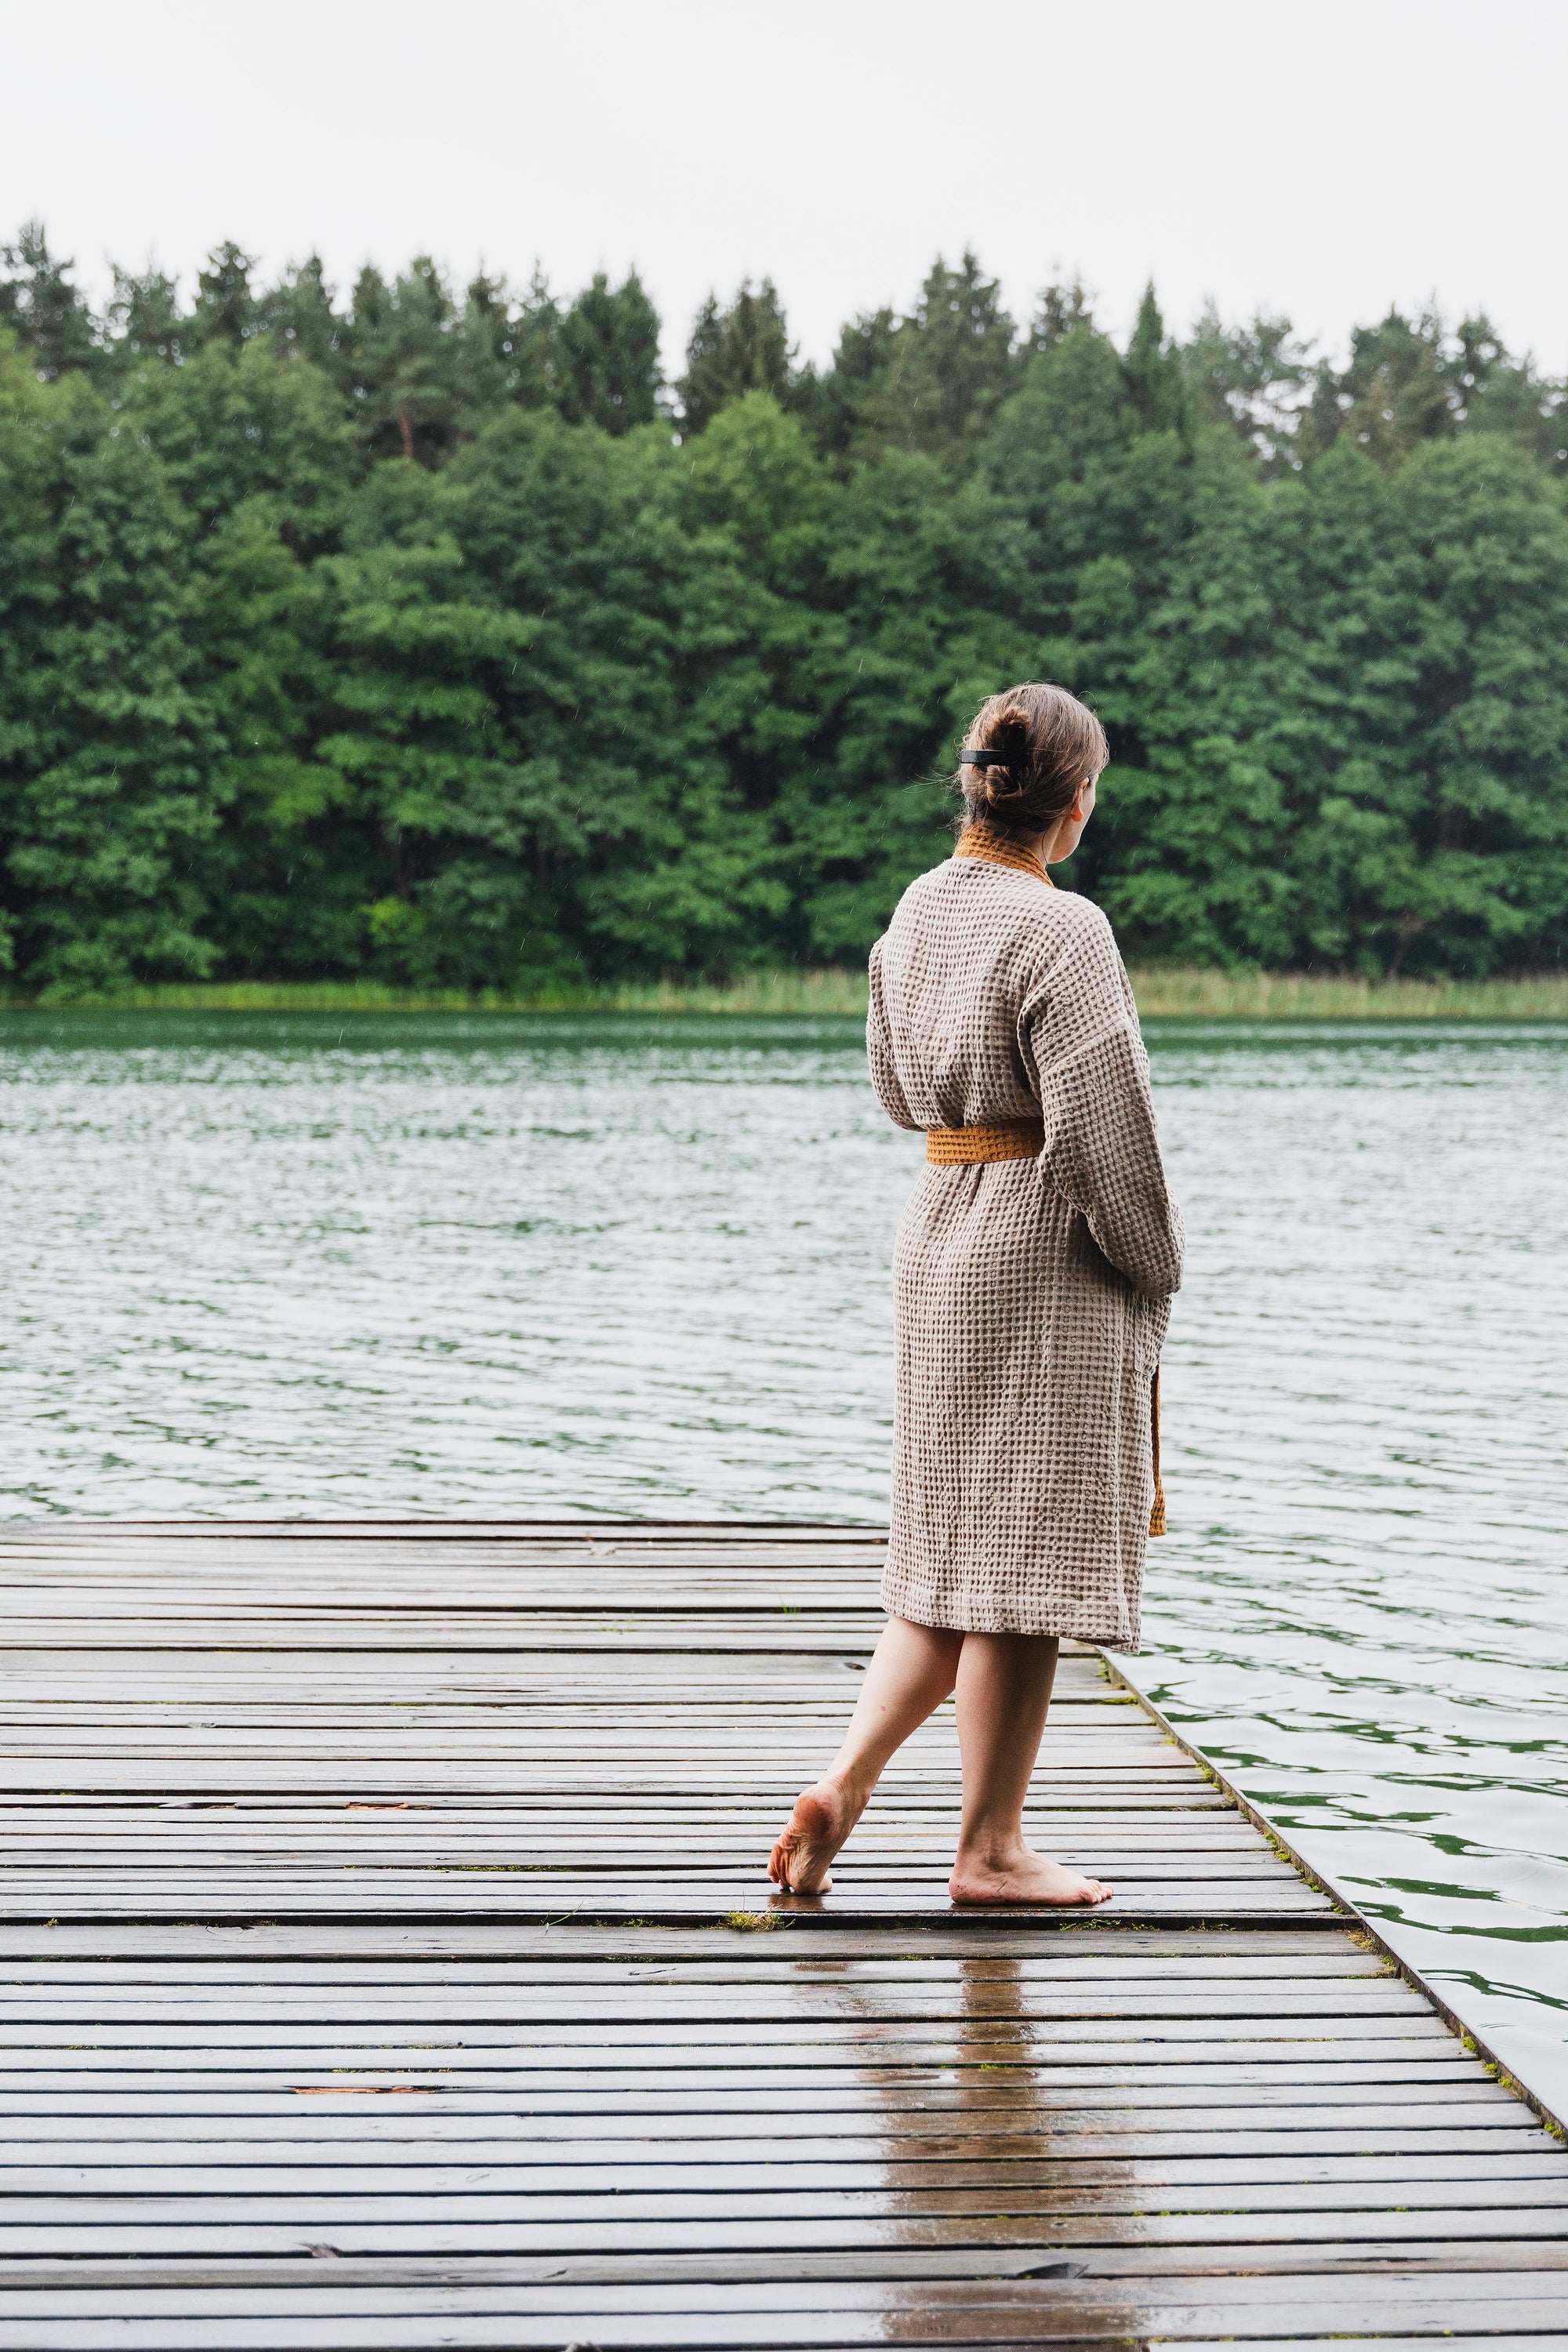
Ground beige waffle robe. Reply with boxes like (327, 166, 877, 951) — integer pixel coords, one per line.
(869, 837, 1183, 1650)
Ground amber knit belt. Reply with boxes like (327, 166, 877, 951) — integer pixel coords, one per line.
(925, 1120, 1045, 1166)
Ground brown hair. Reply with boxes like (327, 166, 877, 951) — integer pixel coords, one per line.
(955, 682, 1109, 837)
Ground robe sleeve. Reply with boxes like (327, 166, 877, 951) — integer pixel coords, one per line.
(867, 938, 921, 1131)
(1022, 908, 1184, 1300)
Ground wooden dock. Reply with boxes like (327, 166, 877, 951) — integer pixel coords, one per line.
(0, 1519, 1562, 2347)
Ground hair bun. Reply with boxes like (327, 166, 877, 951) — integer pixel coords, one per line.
(971, 707, 1031, 808)
(954, 682, 1109, 840)
(977, 707, 1029, 768)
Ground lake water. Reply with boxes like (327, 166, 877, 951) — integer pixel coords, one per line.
(2, 1011, 1564, 2118)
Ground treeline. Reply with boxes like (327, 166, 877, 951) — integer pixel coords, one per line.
(1, 222, 1566, 993)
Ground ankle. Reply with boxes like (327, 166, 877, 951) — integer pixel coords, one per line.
(955, 1829, 1026, 1871)
(819, 1765, 873, 1817)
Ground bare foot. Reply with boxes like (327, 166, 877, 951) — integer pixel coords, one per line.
(949, 1849, 1112, 1907)
(768, 1780, 862, 1893)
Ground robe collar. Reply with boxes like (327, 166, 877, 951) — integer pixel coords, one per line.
(953, 820, 1054, 887)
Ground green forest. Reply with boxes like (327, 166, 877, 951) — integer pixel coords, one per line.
(2, 223, 1566, 996)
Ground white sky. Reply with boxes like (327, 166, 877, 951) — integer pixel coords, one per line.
(4, 0, 1565, 376)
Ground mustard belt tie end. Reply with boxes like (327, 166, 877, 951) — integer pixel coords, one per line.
(1149, 1367, 1166, 1537)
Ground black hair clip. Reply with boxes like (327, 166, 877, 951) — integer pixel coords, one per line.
(959, 745, 1015, 768)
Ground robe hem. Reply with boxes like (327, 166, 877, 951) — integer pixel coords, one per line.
(880, 1577, 1140, 1653)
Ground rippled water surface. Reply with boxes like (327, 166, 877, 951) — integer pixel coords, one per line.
(2, 1011, 1565, 2113)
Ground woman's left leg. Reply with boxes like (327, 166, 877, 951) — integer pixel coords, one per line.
(947, 1631, 1112, 1905)
(769, 1616, 964, 1893)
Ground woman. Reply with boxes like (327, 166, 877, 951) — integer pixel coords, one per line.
(769, 683, 1183, 1907)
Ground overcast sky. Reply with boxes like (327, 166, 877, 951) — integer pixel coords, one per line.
(5, 0, 1564, 376)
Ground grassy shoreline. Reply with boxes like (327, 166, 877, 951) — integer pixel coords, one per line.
(4, 967, 1567, 1020)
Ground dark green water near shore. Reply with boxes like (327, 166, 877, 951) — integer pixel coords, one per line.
(2, 1011, 1564, 2113)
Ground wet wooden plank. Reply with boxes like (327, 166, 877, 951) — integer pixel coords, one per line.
(5, 2226, 1568, 2276)
(0, 2098, 1533, 2154)
(1, 2271, 1567, 2347)
(0, 2111, 1544, 2176)
(0, 2056, 1497, 2101)
(0, 1987, 1439, 2025)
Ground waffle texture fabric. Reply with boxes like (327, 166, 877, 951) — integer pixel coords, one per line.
(869, 851, 1184, 1650)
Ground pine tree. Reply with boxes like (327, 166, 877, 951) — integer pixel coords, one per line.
(797, 307, 898, 460)
(456, 269, 559, 424)
(264, 256, 346, 378)
(677, 278, 795, 434)
(1028, 278, 1094, 353)
(350, 258, 459, 462)
(1312, 310, 1456, 470)
(1121, 285, 1187, 435)
(191, 241, 261, 349)
(107, 266, 184, 369)
(0, 222, 100, 381)
(342, 266, 392, 429)
(1182, 303, 1310, 460)
(557, 272, 662, 434)
(852, 252, 1020, 470)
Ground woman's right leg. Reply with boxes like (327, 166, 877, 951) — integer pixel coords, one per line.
(768, 1616, 964, 1893)
(948, 1630, 1112, 1905)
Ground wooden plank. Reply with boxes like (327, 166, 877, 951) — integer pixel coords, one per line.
(0, 1988, 1440, 2024)
(0, 2070, 1495, 2107)
(0, 1938, 1382, 1976)
(7, 2227, 1568, 2277)
(0, 2105, 1537, 2169)
(0, 1922, 1364, 1952)
(0, 1958, 1399, 1985)
(0, 2093, 1532, 2143)
(7, 2165, 1563, 2211)
(0, 2027, 1445, 2070)
(0, 2272, 1565, 2346)
(5, 2127, 1541, 2172)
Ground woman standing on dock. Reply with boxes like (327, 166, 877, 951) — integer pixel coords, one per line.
(770, 684, 1183, 1907)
